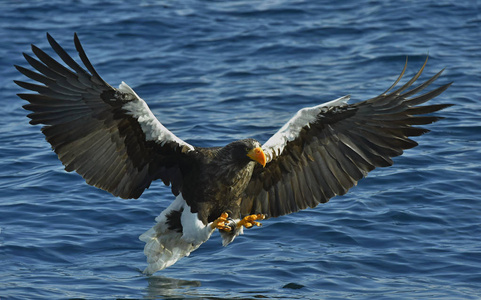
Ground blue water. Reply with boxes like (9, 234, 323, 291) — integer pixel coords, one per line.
(1, 1, 480, 299)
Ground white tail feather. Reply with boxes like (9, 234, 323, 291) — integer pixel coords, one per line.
(139, 194, 215, 275)
(139, 225, 197, 274)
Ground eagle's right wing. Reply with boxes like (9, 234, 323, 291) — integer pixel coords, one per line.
(15, 33, 194, 199)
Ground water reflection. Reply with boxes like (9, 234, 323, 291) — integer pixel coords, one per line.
(144, 275, 202, 299)
(144, 274, 273, 299)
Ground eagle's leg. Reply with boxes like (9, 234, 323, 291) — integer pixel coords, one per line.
(237, 214, 266, 229)
(210, 212, 233, 232)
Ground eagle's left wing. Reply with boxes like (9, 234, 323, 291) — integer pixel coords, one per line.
(241, 59, 452, 218)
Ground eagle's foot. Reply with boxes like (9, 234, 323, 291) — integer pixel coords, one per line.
(237, 214, 266, 229)
(211, 212, 232, 232)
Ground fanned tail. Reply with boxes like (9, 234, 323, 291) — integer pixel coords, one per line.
(139, 194, 215, 275)
(139, 224, 198, 275)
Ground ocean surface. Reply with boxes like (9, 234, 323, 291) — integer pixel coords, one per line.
(1, 1, 480, 299)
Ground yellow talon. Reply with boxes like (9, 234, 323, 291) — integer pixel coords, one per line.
(237, 214, 266, 229)
(211, 212, 232, 231)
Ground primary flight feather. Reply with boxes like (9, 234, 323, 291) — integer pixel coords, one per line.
(15, 33, 452, 274)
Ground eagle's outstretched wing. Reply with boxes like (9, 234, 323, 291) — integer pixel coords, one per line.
(241, 59, 452, 218)
(15, 33, 194, 199)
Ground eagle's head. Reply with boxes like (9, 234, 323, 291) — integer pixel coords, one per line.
(223, 139, 266, 168)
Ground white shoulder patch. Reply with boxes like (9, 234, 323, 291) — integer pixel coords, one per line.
(118, 81, 141, 98)
(262, 95, 350, 162)
(119, 82, 194, 151)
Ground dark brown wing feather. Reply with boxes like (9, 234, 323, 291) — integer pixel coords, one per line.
(15, 33, 193, 199)
(241, 58, 452, 218)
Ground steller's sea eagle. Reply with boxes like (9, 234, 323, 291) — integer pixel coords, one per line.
(15, 33, 452, 275)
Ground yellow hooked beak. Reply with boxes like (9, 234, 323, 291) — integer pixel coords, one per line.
(247, 147, 266, 168)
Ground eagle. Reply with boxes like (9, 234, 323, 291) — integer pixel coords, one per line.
(15, 33, 451, 275)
